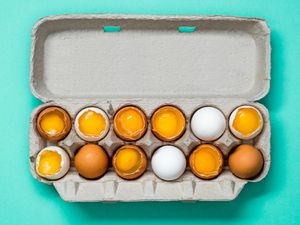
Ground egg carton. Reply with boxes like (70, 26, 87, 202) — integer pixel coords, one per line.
(29, 14, 271, 202)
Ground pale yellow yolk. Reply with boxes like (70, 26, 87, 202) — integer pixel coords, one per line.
(78, 110, 106, 137)
(115, 148, 141, 172)
(114, 107, 146, 139)
(40, 111, 65, 136)
(232, 108, 261, 136)
(152, 107, 185, 140)
(193, 146, 222, 175)
(37, 150, 62, 176)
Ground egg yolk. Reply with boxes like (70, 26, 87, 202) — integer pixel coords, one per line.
(114, 107, 146, 140)
(190, 145, 223, 178)
(232, 107, 261, 136)
(37, 150, 62, 176)
(40, 111, 65, 136)
(115, 148, 141, 173)
(152, 106, 185, 141)
(78, 110, 106, 137)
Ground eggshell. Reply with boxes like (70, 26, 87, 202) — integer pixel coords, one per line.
(151, 145, 186, 181)
(74, 144, 109, 179)
(35, 146, 70, 180)
(74, 107, 110, 142)
(113, 106, 147, 141)
(36, 106, 71, 141)
(228, 144, 264, 179)
(189, 144, 223, 180)
(229, 105, 263, 140)
(151, 105, 186, 141)
(191, 106, 226, 141)
(112, 145, 147, 180)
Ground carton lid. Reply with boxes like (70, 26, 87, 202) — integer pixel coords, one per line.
(30, 15, 270, 102)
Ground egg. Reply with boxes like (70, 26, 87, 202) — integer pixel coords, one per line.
(191, 106, 226, 141)
(35, 146, 70, 180)
(151, 145, 186, 181)
(228, 144, 264, 179)
(151, 105, 186, 141)
(112, 145, 147, 180)
(229, 105, 263, 140)
(113, 106, 147, 141)
(74, 144, 109, 179)
(36, 106, 71, 141)
(189, 144, 223, 179)
(75, 107, 109, 142)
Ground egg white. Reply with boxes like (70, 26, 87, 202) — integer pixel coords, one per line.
(35, 146, 70, 180)
(229, 105, 263, 140)
(75, 107, 110, 142)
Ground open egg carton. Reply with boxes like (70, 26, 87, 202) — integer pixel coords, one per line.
(29, 14, 271, 201)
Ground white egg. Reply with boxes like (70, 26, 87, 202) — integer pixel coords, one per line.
(191, 107, 226, 141)
(35, 146, 70, 180)
(229, 105, 263, 140)
(75, 107, 109, 142)
(151, 145, 186, 181)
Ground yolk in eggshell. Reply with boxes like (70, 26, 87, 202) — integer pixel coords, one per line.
(232, 107, 261, 136)
(115, 148, 141, 173)
(151, 106, 185, 141)
(37, 150, 62, 176)
(114, 106, 147, 140)
(40, 110, 65, 136)
(112, 145, 147, 180)
(189, 144, 223, 179)
(78, 110, 106, 137)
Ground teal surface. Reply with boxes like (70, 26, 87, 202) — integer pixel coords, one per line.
(1, 0, 299, 224)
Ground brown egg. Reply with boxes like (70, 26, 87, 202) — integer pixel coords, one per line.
(189, 144, 223, 179)
(112, 145, 147, 180)
(228, 144, 264, 179)
(74, 144, 109, 179)
(36, 106, 71, 141)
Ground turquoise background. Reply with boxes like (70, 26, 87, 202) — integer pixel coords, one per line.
(1, 0, 300, 224)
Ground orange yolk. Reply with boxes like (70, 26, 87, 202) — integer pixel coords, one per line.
(152, 106, 185, 141)
(115, 148, 141, 173)
(190, 145, 223, 178)
(78, 110, 106, 137)
(40, 111, 65, 136)
(37, 150, 62, 176)
(232, 108, 261, 136)
(114, 107, 146, 140)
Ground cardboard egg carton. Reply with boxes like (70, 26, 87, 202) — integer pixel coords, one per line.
(29, 14, 271, 201)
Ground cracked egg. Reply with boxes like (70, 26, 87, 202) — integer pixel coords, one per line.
(36, 106, 71, 141)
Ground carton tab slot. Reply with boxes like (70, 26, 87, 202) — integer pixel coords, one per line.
(178, 26, 196, 33)
(103, 26, 121, 32)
